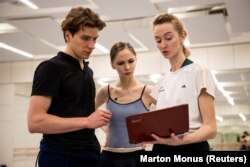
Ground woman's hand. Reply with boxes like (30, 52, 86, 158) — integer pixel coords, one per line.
(151, 133, 184, 146)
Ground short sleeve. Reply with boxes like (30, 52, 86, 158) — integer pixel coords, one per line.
(198, 67, 215, 99)
(31, 60, 61, 97)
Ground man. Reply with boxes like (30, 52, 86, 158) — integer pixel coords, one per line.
(27, 7, 112, 167)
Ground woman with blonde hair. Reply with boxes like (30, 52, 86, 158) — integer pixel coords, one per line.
(149, 13, 217, 151)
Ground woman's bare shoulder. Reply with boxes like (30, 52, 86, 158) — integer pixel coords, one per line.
(96, 85, 109, 96)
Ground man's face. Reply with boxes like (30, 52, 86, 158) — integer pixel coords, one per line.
(65, 27, 99, 60)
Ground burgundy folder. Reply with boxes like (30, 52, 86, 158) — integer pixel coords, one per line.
(125, 104, 189, 144)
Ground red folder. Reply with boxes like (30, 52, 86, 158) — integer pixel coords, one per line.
(125, 104, 189, 144)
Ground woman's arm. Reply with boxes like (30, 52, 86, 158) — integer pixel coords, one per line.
(179, 89, 217, 144)
(142, 85, 157, 109)
(95, 85, 110, 134)
(95, 85, 109, 110)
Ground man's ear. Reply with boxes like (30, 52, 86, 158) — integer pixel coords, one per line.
(65, 30, 71, 42)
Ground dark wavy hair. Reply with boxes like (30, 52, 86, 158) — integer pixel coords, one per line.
(61, 7, 106, 42)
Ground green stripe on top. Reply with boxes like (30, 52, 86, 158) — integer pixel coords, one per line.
(181, 58, 193, 68)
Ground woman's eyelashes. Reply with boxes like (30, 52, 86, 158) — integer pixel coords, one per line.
(128, 59, 135, 64)
(164, 34, 173, 41)
(155, 36, 172, 44)
(117, 62, 124, 66)
(155, 37, 161, 43)
(116, 60, 135, 66)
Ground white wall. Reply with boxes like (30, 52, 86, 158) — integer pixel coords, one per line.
(0, 84, 14, 167)
(0, 43, 250, 166)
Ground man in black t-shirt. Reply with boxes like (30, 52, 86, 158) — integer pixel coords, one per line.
(27, 7, 111, 167)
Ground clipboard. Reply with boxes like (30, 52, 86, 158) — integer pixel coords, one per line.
(125, 104, 189, 144)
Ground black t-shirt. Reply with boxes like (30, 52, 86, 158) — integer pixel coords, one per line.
(31, 51, 100, 152)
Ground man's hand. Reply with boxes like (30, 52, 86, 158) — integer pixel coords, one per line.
(86, 110, 112, 129)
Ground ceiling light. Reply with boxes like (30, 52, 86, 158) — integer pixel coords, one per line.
(128, 33, 148, 52)
(0, 42, 33, 58)
(0, 23, 17, 34)
(19, 0, 38, 9)
(239, 113, 246, 122)
(216, 115, 223, 122)
(95, 43, 109, 54)
(211, 71, 235, 106)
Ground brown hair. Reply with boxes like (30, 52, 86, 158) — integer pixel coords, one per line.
(61, 7, 106, 42)
(152, 13, 190, 57)
(110, 42, 136, 62)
